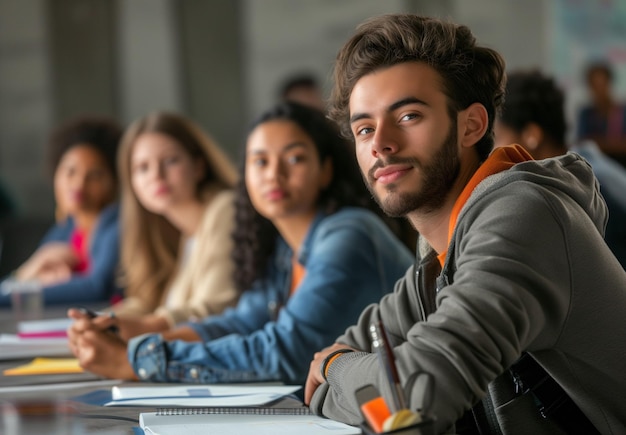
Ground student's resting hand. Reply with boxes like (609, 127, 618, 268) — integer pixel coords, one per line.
(304, 342, 358, 405)
(99, 313, 169, 342)
(37, 262, 73, 285)
(16, 243, 77, 282)
(67, 308, 138, 380)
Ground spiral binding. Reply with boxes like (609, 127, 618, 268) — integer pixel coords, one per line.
(155, 406, 313, 416)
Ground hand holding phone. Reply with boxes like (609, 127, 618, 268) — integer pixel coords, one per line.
(74, 306, 119, 335)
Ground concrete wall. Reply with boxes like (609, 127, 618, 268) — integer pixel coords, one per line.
(241, 0, 409, 119)
(117, 0, 183, 122)
(0, 0, 53, 216)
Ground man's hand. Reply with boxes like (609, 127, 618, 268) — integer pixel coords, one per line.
(67, 309, 137, 380)
(304, 343, 357, 405)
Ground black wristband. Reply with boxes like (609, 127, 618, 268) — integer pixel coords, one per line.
(321, 348, 354, 381)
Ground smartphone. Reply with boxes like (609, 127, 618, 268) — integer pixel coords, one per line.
(75, 306, 99, 319)
(74, 306, 119, 334)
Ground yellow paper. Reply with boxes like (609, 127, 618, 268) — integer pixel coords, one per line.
(3, 357, 84, 376)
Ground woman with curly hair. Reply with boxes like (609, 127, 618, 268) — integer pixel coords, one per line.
(1, 116, 122, 306)
(68, 102, 412, 385)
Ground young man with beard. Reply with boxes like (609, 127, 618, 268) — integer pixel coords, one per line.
(304, 14, 626, 434)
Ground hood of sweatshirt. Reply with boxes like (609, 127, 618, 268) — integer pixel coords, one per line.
(464, 151, 608, 236)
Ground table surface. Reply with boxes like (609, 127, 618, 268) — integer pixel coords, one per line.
(0, 307, 321, 435)
(0, 305, 146, 434)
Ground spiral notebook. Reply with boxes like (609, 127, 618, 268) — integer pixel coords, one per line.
(139, 408, 361, 435)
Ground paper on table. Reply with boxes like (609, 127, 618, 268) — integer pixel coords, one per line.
(0, 334, 71, 360)
(105, 385, 302, 407)
(3, 357, 83, 376)
(0, 378, 122, 394)
(139, 412, 361, 435)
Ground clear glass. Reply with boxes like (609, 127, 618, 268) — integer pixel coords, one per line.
(1, 279, 43, 322)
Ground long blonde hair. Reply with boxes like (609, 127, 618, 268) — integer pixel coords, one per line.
(118, 111, 237, 311)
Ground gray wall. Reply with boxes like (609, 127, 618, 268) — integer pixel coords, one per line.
(178, 0, 244, 161)
(0, 0, 53, 216)
(0, 0, 578, 219)
(242, 0, 410, 119)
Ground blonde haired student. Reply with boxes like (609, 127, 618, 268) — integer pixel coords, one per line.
(109, 111, 239, 339)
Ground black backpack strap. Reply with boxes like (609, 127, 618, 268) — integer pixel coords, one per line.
(509, 353, 599, 434)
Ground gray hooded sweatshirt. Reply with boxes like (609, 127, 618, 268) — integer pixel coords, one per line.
(310, 152, 626, 434)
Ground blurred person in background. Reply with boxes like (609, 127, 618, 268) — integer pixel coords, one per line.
(67, 102, 412, 385)
(279, 72, 326, 111)
(0, 116, 122, 306)
(495, 69, 626, 269)
(99, 111, 240, 340)
(576, 60, 626, 168)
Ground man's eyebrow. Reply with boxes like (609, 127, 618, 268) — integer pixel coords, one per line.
(350, 96, 429, 124)
(389, 96, 429, 112)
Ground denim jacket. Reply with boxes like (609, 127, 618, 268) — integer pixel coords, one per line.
(0, 202, 120, 306)
(127, 207, 413, 385)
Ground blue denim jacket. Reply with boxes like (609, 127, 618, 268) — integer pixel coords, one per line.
(0, 202, 120, 306)
(127, 207, 413, 384)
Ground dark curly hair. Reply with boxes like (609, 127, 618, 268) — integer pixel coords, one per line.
(231, 101, 375, 292)
(329, 13, 506, 161)
(47, 115, 123, 182)
(500, 69, 567, 146)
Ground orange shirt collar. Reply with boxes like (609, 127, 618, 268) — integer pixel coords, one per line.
(437, 145, 533, 267)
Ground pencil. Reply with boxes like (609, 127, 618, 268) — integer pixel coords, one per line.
(369, 320, 407, 412)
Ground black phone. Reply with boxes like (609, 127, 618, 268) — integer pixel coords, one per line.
(75, 306, 99, 318)
(74, 306, 119, 334)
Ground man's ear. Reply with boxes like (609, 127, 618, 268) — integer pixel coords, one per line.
(459, 103, 489, 149)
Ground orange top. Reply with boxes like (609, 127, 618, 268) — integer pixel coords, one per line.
(437, 145, 533, 267)
(290, 258, 306, 295)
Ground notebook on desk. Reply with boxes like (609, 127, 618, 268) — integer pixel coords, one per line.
(0, 334, 71, 360)
(17, 317, 72, 338)
(104, 384, 302, 407)
(139, 409, 361, 435)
